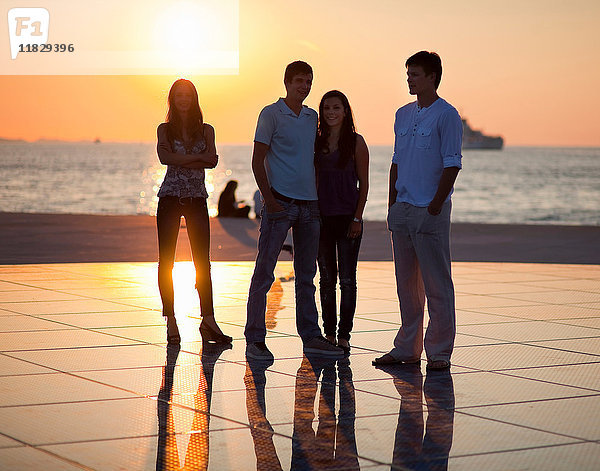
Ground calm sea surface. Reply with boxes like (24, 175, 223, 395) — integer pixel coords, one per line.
(0, 142, 598, 226)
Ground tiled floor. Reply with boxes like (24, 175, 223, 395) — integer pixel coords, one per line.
(0, 261, 599, 470)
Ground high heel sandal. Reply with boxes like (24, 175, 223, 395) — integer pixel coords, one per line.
(166, 316, 181, 345)
(200, 319, 232, 344)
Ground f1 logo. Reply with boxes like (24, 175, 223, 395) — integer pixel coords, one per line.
(7, 8, 50, 59)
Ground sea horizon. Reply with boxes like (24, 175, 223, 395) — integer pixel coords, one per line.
(1, 142, 598, 226)
(2, 137, 600, 149)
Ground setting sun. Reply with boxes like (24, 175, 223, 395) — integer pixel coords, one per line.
(152, 0, 238, 75)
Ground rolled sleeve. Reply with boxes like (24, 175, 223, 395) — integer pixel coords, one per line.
(439, 108, 463, 169)
(391, 110, 401, 164)
(254, 107, 275, 146)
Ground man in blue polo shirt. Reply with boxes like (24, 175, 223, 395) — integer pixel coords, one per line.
(245, 60, 344, 360)
(373, 51, 462, 371)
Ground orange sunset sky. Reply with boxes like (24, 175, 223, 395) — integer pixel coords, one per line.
(1, 0, 599, 146)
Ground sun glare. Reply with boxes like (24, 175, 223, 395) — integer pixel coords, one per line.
(172, 261, 199, 315)
(153, 0, 238, 75)
(160, 2, 207, 48)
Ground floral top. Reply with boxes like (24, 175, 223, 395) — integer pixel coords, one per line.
(157, 137, 209, 198)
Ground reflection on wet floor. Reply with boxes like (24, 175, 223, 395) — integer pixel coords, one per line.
(0, 261, 599, 469)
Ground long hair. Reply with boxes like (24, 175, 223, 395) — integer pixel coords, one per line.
(316, 90, 357, 169)
(165, 79, 204, 147)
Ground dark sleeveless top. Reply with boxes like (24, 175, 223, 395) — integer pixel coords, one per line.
(315, 149, 359, 216)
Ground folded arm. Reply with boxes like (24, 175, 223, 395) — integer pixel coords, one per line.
(156, 123, 218, 169)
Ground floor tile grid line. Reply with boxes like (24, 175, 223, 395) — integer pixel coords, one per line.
(0, 310, 182, 350)
(0, 302, 154, 318)
(547, 318, 600, 329)
(0, 351, 159, 400)
(474, 368, 600, 394)
(0, 432, 96, 471)
(458, 285, 563, 296)
(516, 280, 600, 294)
(472, 291, 600, 306)
(466, 360, 600, 374)
(0, 362, 190, 377)
(507, 339, 600, 359)
(446, 439, 592, 461)
(524, 336, 600, 347)
(1, 343, 147, 354)
(0, 278, 116, 293)
(450, 407, 599, 447)
(452, 274, 574, 284)
(0, 287, 256, 313)
(455, 305, 600, 323)
(454, 392, 600, 412)
(468, 266, 600, 276)
(340, 372, 600, 415)
(0, 327, 79, 334)
(0, 395, 141, 410)
(453, 331, 600, 347)
(0, 310, 174, 351)
(0, 271, 133, 285)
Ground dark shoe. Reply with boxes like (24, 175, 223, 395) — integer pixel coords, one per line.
(200, 319, 232, 344)
(426, 359, 451, 371)
(303, 336, 344, 357)
(246, 342, 274, 362)
(166, 316, 180, 345)
(337, 338, 351, 354)
(372, 353, 420, 366)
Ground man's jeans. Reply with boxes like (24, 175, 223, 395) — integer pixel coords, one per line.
(387, 201, 456, 361)
(245, 198, 322, 343)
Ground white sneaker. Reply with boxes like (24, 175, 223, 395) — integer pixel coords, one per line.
(303, 336, 345, 357)
(246, 342, 274, 361)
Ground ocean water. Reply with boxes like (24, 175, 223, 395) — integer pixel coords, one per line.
(0, 142, 598, 226)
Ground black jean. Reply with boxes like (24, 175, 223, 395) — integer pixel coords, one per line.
(157, 196, 214, 317)
(317, 215, 362, 341)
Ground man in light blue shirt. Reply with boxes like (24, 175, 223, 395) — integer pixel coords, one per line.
(373, 51, 462, 371)
(245, 60, 344, 360)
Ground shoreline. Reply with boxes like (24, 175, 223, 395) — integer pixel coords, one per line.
(0, 212, 598, 265)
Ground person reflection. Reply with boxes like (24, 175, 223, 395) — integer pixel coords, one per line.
(156, 344, 181, 470)
(156, 343, 231, 470)
(379, 365, 455, 471)
(292, 355, 359, 470)
(244, 357, 283, 471)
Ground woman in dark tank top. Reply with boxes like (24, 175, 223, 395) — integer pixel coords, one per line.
(315, 90, 369, 353)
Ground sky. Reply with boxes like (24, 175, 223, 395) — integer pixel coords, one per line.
(1, 0, 599, 146)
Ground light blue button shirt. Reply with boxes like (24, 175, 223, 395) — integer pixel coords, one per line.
(254, 98, 318, 200)
(392, 98, 463, 206)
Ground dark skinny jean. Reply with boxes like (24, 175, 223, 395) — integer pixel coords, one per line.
(157, 196, 214, 318)
(317, 214, 362, 341)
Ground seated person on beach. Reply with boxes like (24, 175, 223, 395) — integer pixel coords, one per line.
(217, 180, 251, 218)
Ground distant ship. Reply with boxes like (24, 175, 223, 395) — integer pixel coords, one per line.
(462, 119, 503, 149)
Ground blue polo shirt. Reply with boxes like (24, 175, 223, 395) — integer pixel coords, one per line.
(392, 98, 463, 206)
(254, 98, 318, 200)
